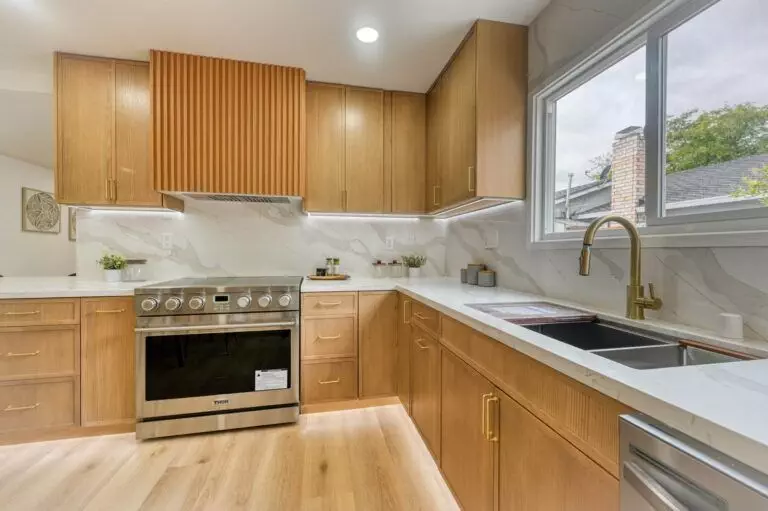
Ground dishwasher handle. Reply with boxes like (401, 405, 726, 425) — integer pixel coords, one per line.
(624, 461, 690, 511)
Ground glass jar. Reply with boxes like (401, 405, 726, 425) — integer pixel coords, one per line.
(389, 262, 404, 278)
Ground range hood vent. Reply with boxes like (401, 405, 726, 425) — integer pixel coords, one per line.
(183, 193, 292, 204)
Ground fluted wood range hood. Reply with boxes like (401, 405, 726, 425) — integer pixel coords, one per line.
(52, 20, 527, 218)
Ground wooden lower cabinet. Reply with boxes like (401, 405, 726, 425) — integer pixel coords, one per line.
(498, 390, 618, 511)
(80, 297, 135, 427)
(396, 294, 411, 412)
(410, 325, 441, 460)
(440, 349, 496, 511)
(358, 292, 398, 398)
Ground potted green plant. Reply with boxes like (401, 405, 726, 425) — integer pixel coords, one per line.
(97, 253, 127, 282)
(402, 255, 427, 278)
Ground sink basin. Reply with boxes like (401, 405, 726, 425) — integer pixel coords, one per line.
(593, 344, 741, 370)
(523, 320, 671, 351)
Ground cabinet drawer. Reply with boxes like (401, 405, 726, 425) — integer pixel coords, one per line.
(0, 299, 80, 327)
(411, 300, 440, 337)
(302, 293, 357, 316)
(0, 326, 79, 381)
(302, 317, 356, 360)
(0, 379, 77, 433)
(302, 360, 358, 403)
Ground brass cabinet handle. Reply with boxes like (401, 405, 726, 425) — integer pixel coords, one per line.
(2, 310, 40, 316)
(468, 166, 475, 193)
(487, 395, 499, 442)
(5, 350, 41, 358)
(342, 190, 348, 211)
(403, 299, 411, 324)
(318, 378, 341, 385)
(105, 178, 111, 201)
(111, 179, 118, 202)
(94, 309, 126, 314)
(432, 185, 440, 206)
(414, 338, 429, 350)
(482, 393, 492, 440)
(317, 301, 343, 307)
(3, 403, 40, 412)
(414, 312, 431, 321)
(315, 334, 341, 342)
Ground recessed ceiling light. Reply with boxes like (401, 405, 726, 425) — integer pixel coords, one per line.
(356, 27, 379, 43)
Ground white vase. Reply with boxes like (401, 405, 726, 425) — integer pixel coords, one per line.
(408, 267, 421, 278)
(103, 269, 122, 282)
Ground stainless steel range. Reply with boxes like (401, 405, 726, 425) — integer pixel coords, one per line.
(134, 276, 301, 440)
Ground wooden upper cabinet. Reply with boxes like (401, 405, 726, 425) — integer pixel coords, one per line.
(498, 390, 619, 511)
(426, 20, 527, 212)
(390, 92, 426, 213)
(55, 54, 166, 208)
(306, 83, 345, 212)
(345, 88, 384, 213)
(358, 292, 398, 398)
(150, 50, 306, 197)
(80, 297, 136, 427)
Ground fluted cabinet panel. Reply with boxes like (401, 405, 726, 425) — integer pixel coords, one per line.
(151, 50, 306, 196)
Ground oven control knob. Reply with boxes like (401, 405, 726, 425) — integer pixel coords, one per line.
(237, 295, 252, 308)
(278, 294, 292, 307)
(257, 294, 272, 308)
(140, 298, 159, 312)
(188, 296, 205, 310)
(164, 297, 182, 312)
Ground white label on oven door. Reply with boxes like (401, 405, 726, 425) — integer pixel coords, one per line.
(254, 369, 288, 391)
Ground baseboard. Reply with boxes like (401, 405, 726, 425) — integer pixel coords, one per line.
(0, 423, 135, 446)
(301, 395, 400, 414)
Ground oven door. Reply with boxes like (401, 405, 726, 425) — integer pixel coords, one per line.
(135, 311, 299, 420)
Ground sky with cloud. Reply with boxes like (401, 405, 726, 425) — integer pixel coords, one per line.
(554, 0, 768, 190)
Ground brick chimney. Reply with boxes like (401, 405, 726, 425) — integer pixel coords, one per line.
(610, 126, 645, 223)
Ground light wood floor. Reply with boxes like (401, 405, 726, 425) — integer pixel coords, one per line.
(0, 405, 458, 511)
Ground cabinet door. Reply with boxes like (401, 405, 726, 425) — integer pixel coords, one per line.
(114, 61, 162, 206)
(410, 328, 441, 460)
(345, 87, 384, 212)
(391, 92, 426, 213)
(442, 30, 477, 209)
(359, 292, 398, 398)
(397, 294, 411, 412)
(80, 297, 135, 426)
(306, 83, 345, 212)
(441, 349, 496, 511)
(426, 79, 443, 212)
(498, 391, 619, 511)
(55, 54, 114, 205)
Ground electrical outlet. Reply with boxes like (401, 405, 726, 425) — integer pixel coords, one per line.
(484, 229, 499, 249)
(385, 236, 395, 250)
(161, 233, 174, 250)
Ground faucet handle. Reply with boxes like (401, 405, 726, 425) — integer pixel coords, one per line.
(648, 283, 658, 299)
(645, 282, 663, 310)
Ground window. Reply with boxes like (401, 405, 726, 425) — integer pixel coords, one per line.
(534, 0, 768, 243)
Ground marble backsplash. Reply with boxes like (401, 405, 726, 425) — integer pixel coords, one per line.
(445, 203, 768, 342)
(76, 200, 447, 281)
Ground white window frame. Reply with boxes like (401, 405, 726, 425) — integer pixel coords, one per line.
(530, 0, 768, 249)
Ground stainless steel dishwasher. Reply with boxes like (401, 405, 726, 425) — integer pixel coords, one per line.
(620, 414, 768, 510)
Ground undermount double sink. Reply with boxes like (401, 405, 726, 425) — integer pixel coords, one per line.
(469, 302, 747, 370)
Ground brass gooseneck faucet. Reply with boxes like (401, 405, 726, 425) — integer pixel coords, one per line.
(578, 215, 662, 320)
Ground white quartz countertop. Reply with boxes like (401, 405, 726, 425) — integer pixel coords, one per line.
(0, 277, 153, 299)
(304, 276, 768, 474)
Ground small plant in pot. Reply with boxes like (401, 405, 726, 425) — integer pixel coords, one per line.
(402, 255, 427, 278)
(98, 254, 127, 282)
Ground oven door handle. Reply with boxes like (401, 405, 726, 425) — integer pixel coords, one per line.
(135, 321, 297, 334)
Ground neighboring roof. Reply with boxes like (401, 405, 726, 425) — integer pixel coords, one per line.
(665, 154, 768, 203)
(554, 180, 603, 201)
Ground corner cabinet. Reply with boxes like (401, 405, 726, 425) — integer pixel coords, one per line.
(306, 83, 426, 214)
(426, 20, 527, 213)
(55, 53, 178, 209)
(358, 292, 398, 397)
(150, 50, 306, 197)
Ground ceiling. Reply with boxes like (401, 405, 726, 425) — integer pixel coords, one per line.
(0, 0, 549, 94)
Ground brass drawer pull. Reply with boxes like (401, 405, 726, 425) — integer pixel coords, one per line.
(2, 311, 40, 316)
(318, 378, 341, 385)
(94, 309, 126, 314)
(317, 301, 343, 307)
(432, 185, 440, 206)
(414, 312, 431, 321)
(415, 339, 429, 350)
(468, 166, 475, 192)
(5, 350, 41, 358)
(403, 300, 411, 324)
(3, 403, 40, 412)
(315, 334, 342, 342)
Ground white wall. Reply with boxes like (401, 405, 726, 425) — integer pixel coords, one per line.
(0, 155, 76, 276)
(446, 0, 768, 343)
